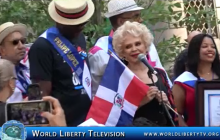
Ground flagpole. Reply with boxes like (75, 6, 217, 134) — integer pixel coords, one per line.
(147, 70, 176, 127)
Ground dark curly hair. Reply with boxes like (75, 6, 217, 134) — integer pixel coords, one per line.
(173, 49, 188, 78)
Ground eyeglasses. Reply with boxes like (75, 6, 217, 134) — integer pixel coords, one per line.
(120, 14, 142, 22)
(9, 38, 26, 46)
(11, 77, 17, 80)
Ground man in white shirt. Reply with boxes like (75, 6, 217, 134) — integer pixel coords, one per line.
(89, 0, 172, 97)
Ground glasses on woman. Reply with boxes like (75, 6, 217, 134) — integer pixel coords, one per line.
(11, 77, 17, 80)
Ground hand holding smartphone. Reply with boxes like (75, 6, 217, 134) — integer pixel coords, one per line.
(5, 100, 52, 126)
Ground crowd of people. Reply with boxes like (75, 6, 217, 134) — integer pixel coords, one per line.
(0, 0, 219, 127)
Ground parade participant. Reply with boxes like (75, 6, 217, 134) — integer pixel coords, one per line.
(113, 21, 178, 126)
(89, 0, 171, 98)
(172, 34, 220, 126)
(0, 22, 31, 102)
(28, 0, 95, 126)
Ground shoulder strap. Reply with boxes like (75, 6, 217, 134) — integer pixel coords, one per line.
(155, 68, 170, 92)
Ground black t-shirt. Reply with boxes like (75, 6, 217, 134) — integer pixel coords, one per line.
(28, 33, 91, 126)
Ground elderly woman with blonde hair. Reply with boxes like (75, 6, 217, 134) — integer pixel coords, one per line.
(0, 59, 17, 125)
(112, 21, 178, 126)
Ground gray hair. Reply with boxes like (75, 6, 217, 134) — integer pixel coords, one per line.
(0, 59, 15, 91)
(112, 21, 154, 58)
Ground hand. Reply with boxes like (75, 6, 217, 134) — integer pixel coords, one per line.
(23, 97, 28, 101)
(156, 91, 170, 105)
(41, 96, 67, 126)
(140, 86, 158, 106)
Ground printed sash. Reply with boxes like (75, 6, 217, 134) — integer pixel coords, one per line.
(108, 37, 115, 55)
(15, 64, 31, 96)
(43, 27, 92, 99)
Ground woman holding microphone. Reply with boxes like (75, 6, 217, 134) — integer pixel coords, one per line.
(112, 21, 178, 126)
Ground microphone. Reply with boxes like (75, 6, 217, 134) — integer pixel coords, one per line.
(138, 54, 157, 75)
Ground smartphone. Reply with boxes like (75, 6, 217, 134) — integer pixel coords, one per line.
(27, 84, 42, 100)
(5, 100, 52, 126)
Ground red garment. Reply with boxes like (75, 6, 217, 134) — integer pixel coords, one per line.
(174, 72, 197, 126)
(175, 82, 195, 126)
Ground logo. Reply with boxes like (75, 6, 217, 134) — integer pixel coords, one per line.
(85, 77, 90, 87)
(77, 46, 87, 59)
(114, 94, 124, 109)
(0, 120, 27, 140)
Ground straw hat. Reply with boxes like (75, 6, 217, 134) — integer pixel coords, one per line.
(0, 22, 27, 44)
(48, 0, 95, 25)
(105, 0, 144, 18)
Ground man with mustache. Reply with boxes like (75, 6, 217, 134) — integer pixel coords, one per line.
(0, 22, 31, 102)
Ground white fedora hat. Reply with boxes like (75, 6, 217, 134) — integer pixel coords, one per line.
(0, 22, 27, 44)
(105, 0, 144, 18)
(48, 0, 95, 25)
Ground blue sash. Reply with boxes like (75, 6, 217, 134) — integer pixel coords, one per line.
(46, 27, 84, 84)
(108, 36, 117, 56)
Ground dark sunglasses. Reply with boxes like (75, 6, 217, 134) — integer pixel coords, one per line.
(120, 14, 142, 22)
(10, 38, 26, 46)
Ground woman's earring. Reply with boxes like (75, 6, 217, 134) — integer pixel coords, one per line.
(12, 87, 15, 92)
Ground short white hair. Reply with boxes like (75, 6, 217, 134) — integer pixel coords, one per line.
(0, 59, 15, 91)
(112, 21, 154, 58)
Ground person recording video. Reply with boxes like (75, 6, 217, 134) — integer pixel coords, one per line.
(41, 96, 67, 127)
(112, 21, 178, 126)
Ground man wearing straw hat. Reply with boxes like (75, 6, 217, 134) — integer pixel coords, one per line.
(28, 0, 95, 126)
(89, 0, 172, 98)
(0, 22, 31, 103)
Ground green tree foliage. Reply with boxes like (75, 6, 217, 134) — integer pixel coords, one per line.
(0, 0, 218, 74)
(0, 0, 53, 43)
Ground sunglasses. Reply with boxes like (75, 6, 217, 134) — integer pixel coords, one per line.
(120, 14, 142, 22)
(9, 38, 26, 46)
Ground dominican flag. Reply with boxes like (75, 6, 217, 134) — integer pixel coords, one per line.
(174, 71, 205, 88)
(86, 54, 149, 126)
